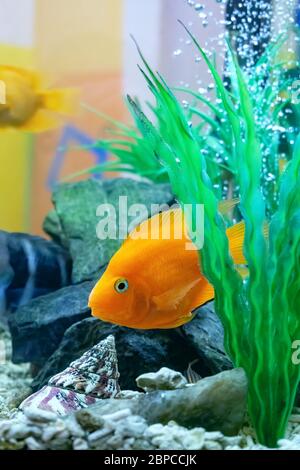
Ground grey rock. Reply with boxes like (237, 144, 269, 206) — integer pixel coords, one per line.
(0, 230, 72, 315)
(76, 368, 248, 436)
(9, 280, 97, 366)
(136, 367, 187, 391)
(31, 317, 199, 392)
(46, 178, 174, 283)
(181, 302, 233, 375)
(27, 303, 231, 392)
(43, 210, 68, 248)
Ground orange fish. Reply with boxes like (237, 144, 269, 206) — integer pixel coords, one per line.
(0, 65, 78, 132)
(88, 200, 245, 329)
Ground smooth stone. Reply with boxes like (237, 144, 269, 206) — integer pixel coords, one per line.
(136, 367, 187, 391)
(46, 178, 174, 283)
(76, 368, 248, 436)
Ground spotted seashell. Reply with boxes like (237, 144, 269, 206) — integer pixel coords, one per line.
(19, 335, 120, 416)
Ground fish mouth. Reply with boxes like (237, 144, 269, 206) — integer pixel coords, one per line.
(89, 303, 118, 325)
(89, 304, 136, 328)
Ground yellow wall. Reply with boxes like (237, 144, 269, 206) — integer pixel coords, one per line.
(0, 0, 123, 234)
(0, 44, 34, 232)
(31, 0, 124, 235)
(35, 0, 122, 76)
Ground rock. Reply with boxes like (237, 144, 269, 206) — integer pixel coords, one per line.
(9, 280, 97, 366)
(76, 368, 248, 436)
(27, 303, 231, 391)
(19, 335, 120, 416)
(181, 302, 233, 375)
(46, 179, 174, 283)
(31, 317, 199, 392)
(0, 231, 72, 315)
(136, 367, 187, 392)
(43, 210, 68, 248)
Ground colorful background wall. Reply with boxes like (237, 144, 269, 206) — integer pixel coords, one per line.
(0, 0, 35, 233)
(0, 0, 295, 235)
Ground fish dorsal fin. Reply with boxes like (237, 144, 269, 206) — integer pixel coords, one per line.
(125, 200, 239, 247)
(152, 278, 199, 312)
(226, 221, 246, 265)
(126, 207, 185, 245)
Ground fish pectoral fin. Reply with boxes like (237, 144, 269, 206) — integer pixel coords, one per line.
(40, 88, 79, 115)
(18, 110, 61, 132)
(152, 279, 199, 312)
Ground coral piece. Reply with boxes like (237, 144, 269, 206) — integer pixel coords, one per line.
(19, 335, 119, 416)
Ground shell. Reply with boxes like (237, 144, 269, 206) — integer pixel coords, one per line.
(19, 335, 120, 416)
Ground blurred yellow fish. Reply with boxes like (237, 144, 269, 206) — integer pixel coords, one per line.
(89, 200, 246, 330)
(0, 65, 78, 132)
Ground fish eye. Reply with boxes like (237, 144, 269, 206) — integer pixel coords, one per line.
(114, 278, 129, 294)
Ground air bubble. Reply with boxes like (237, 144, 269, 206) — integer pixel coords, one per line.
(173, 49, 182, 57)
(194, 3, 204, 11)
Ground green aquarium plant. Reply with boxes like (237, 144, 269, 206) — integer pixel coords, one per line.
(73, 35, 296, 216)
(125, 26, 300, 447)
(74, 103, 169, 183)
(177, 35, 298, 215)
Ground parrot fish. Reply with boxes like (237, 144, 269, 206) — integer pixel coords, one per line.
(89, 199, 246, 330)
(89, 200, 246, 329)
(0, 65, 78, 132)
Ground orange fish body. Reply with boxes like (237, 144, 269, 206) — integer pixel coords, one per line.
(0, 65, 78, 132)
(89, 200, 245, 329)
(89, 203, 245, 330)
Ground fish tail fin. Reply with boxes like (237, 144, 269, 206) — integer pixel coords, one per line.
(40, 88, 79, 115)
(226, 221, 246, 264)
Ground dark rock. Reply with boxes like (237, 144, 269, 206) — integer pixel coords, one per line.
(181, 302, 233, 374)
(0, 231, 72, 314)
(9, 280, 97, 366)
(45, 179, 174, 283)
(31, 317, 199, 392)
(11, 295, 231, 392)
